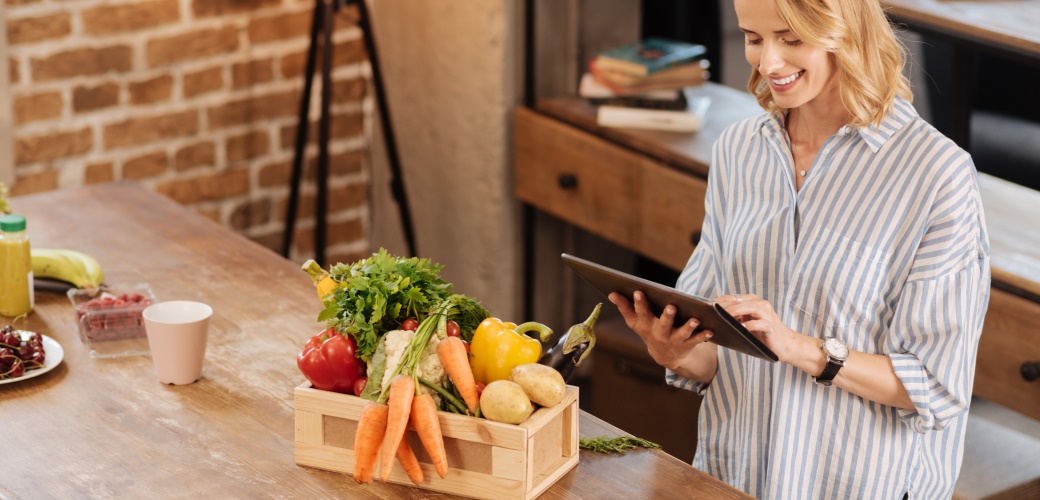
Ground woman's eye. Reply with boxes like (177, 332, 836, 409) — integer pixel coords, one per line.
(745, 38, 763, 46)
(781, 38, 802, 47)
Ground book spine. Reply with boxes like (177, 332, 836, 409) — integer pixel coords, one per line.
(596, 106, 702, 132)
(589, 96, 688, 111)
(590, 56, 649, 77)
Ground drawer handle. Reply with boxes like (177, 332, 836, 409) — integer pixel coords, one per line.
(558, 174, 578, 190)
(1022, 362, 1040, 382)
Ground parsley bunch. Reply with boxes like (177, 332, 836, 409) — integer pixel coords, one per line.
(579, 436, 661, 455)
(318, 248, 453, 362)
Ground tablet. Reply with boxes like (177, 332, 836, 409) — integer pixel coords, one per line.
(562, 253, 778, 362)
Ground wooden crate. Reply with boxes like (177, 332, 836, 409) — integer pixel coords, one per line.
(295, 383, 580, 499)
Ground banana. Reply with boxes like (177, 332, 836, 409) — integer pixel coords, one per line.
(31, 248, 105, 289)
(58, 249, 105, 287)
(31, 249, 89, 288)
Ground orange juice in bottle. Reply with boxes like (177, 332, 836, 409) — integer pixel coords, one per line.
(0, 214, 34, 317)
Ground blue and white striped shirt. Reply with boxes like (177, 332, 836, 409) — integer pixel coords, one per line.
(666, 97, 991, 499)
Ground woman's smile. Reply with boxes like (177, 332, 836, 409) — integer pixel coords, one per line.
(769, 70, 805, 92)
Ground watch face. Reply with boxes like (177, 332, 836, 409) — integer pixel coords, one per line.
(823, 338, 849, 360)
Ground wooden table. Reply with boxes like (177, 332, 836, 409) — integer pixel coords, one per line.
(0, 182, 749, 499)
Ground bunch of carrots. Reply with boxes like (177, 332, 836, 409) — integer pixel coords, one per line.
(353, 301, 480, 485)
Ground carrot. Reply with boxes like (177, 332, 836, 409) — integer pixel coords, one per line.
(379, 374, 415, 482)
(396, 437, 425, 485)
(411, 392, 448, 478)
(437, 337, 479, 414)
(353, 402, 389, 484)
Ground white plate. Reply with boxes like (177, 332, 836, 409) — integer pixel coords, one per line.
(0, 332, 64, 385)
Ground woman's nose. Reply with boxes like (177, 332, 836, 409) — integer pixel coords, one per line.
(759, 42, 784, 74)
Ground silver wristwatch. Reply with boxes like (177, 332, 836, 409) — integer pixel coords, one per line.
(813, 337, 848, 386)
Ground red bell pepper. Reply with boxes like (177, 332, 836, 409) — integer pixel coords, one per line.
(297, 328, 366, 394)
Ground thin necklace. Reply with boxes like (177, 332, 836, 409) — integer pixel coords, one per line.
(787, 112, 809, 177)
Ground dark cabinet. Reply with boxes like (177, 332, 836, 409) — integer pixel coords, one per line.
(587, 317, 702, 463)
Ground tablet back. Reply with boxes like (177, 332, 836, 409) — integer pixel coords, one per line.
(562, 253, 778, 362)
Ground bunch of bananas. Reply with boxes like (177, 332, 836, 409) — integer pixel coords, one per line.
(31, 248, 105, 289)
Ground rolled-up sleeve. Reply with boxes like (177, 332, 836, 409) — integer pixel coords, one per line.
(888, 162, 990, 434)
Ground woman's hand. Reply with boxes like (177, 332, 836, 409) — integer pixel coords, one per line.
(608, 291, 715, 372)
(715, 293, 801, 363)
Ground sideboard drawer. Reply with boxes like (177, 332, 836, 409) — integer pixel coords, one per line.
(515, 108, 642, 248)
(974, 288, 1040, 420)
(515, 107, 706, 270)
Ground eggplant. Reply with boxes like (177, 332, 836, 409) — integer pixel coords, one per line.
(538, 303, 600, 382)
(541, 340, 589, 381)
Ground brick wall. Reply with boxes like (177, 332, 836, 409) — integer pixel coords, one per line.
(5, 0, 371, 265)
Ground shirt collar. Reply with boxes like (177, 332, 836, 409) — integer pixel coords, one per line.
(756, 96, 918, 153)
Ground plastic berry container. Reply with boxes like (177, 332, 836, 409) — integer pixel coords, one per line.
(67, 284, 158, 358)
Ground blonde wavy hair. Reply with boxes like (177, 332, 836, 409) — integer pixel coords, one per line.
(747, 0, 912, 128)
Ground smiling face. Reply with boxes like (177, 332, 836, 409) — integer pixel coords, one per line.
(735, 0, 839, 111)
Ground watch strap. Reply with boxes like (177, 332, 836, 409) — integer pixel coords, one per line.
(814, 361, 842, 386)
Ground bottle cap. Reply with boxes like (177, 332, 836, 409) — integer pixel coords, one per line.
(0, 214, 26, 232)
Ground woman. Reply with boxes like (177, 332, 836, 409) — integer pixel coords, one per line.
(609, 0, 990, 498)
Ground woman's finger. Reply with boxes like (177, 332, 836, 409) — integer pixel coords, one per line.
(668, 317, 700, 344)
(720, 301, 762, 321)
(610, 292, 660, 344)
(714, 294, 739, 308)
(632, 291, 655, 318)
(652, 304, 679, 342)
(680, 328, 714, 350)
(741, 318, 774, 337)
(608, 292, 636, 323)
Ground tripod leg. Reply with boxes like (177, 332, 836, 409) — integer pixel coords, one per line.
(315, 0, 335, 266)
(282, 0, 324, 258)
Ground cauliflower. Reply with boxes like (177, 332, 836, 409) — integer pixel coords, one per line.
(377, 329, 446, 401)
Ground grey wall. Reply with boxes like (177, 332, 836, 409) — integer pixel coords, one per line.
(367, 1, 526, 320)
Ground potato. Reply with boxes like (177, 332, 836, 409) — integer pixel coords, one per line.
(510, 363, 566, 408)
(480, 380, 534, 424)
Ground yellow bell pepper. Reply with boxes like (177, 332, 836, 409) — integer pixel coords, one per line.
(302, 259, 338, 299)
(470, 318, 554, 384)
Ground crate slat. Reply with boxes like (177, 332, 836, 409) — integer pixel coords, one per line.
(295, 441, 354, 474)
(294, 409, 323, 445)
(294, 383, 579, 499)
(492, 446, 527, 481)
(439, 412, 529, 450)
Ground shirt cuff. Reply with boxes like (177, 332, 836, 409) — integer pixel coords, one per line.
(890, 352, 966, 434)
(665, 368, 710, 396)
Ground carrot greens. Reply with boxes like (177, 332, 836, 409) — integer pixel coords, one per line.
(318, 249, 452, 362)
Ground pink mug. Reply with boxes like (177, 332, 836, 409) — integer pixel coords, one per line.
(143, 301, 213, 385)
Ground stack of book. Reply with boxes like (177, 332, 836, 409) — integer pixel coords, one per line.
(579, 38, 712, 132)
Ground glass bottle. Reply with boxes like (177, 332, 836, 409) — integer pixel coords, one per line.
(0, 214, 34, 317)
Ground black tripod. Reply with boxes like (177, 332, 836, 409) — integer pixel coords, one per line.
(281, 0, 417, 266)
